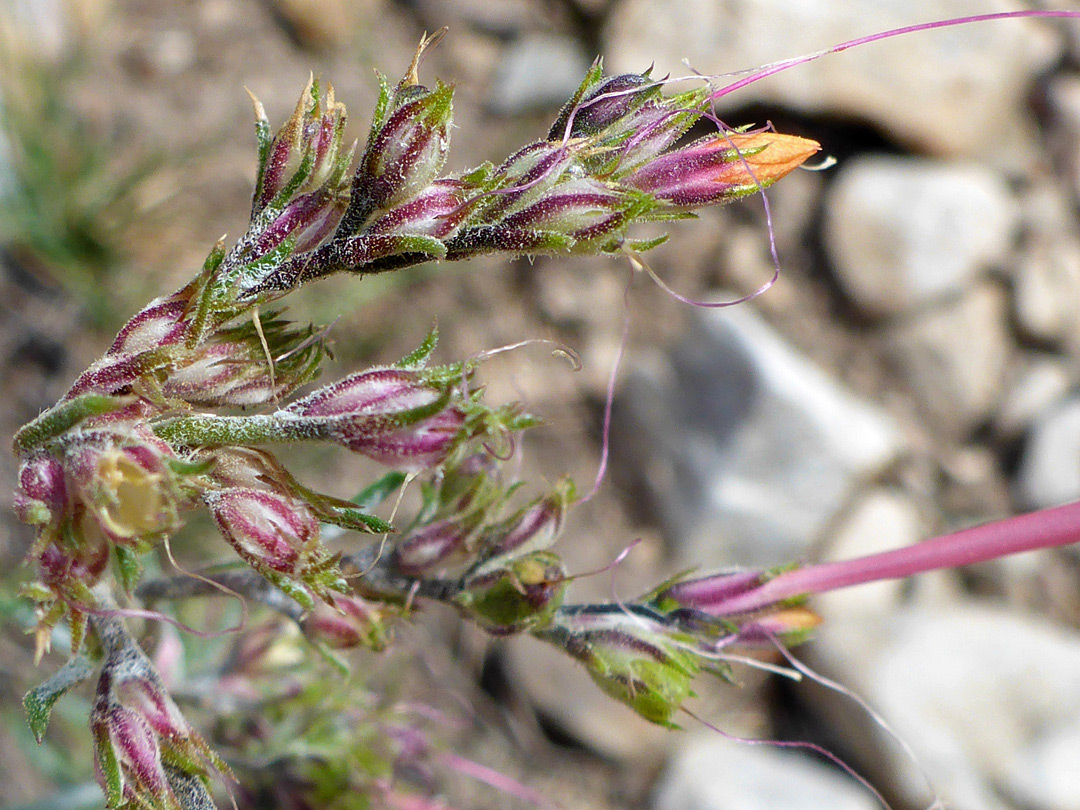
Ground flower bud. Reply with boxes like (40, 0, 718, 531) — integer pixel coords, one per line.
(302, 594, 394, 651)
(624, 131, 821, 209)
(252, 79, 350, 216)
(481, 477, 575, 560)
(365, 179, 473, 240)
(392, 518, 470, 576)
(357, 81, 454, 211)
(549, 72, 657, 140)
(205, 486, 344, 607)
(92, 700, 176, 809)
(206, 487, 317, 575)
(247, 187, 349, 261)
(456, 551, 566, 635)
(163, 318, 323, 408)
(15, 454, 68, 527)
(91, 621, 227, 810)
(285, 368, 468, 470)
(495, 177, 639, 250)
(543, 609, 700, 726)
(108, 294, 189, 356)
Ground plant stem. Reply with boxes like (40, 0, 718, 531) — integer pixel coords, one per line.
(153, 413, 319, 447)
(712, 500, 1080, 615)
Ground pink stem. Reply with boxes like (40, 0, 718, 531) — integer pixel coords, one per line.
(711, 11, 1080, 102)
(715, 500, 1080, 615)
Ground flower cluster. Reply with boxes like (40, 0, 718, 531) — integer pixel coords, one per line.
(13, 34, 823, 810)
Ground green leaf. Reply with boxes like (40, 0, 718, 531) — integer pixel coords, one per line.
(24, 655, 96, 743)
(351, 472, 408, 511)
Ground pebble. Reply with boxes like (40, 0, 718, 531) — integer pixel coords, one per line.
(884, 284, 1011, 438)
(612, 301, 901, 569)
(824, 157, 1019, 317)
(487, 35, 593, 115)
(813, 605, 1080, 810)
(653, 734, 878, 810)
(1015, 395, 1080, 511)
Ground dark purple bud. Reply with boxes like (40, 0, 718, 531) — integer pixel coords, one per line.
(302, 594, 393, 651)
(285, 368, 468, 470)
(360, 82, 454, 210)
(497, 178, 631, 244)
(549, 73, 656, 140)
(484, 477, 575, 559)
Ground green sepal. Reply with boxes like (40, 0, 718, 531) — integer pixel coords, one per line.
(185, 237, 228, 349)
(458, 161, 495, 186)
(93, 720, 125, 806)
(13, 393, 135, 454)
(24, 655, 96, 743)
(114, 545, 144, 596)
(69, 609, 88, 656)
(367, 71, 393, 143)
(325, 508, 393, 535)
(396, 325, 439, 370)
(266, 571, 315, 610)
(164, 456, 216, 477)
(393, 234, 447, 260)
(627, 234, 670, 253)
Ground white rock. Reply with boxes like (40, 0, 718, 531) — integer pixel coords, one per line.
(1012, 220, 1080, 348)
(994, 356, 1071, 440)
(603, 0, 1060, 167)
(813, 604, 1080, 810)
(1008, 726, 1080, 810)
(885, 284, 1011, 437)
(487, 35, 592, 115)
(613, 302, 902, 569)
(1016, 395, 1080, 510)
(824, 157, 1019, 317)
(653, 735, 878, 810)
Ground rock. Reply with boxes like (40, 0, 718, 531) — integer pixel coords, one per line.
(652, 735, 879, 810)
(812, 604, 1080, 810)
(1015, 395, 1080, 510)
(1046, 73, 1080, 201)
(487, 35, 592, 115)
(994, 356, 1071, 441)
(1008, 726, 1080, 810)
(266, 0, 381, 50)
(885, 284, 1011, 438)
(502, 635, 673, 761)
(1011, 185, 1080, 348)
(823, 157, 1019, 317)
(603, 0, 1060, 167)
(612, 302, 902, 569)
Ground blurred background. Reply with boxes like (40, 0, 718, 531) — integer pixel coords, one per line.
(4, 1, 1080, 808)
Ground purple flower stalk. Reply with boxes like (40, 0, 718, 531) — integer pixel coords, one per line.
(660, 500, 1080, 618)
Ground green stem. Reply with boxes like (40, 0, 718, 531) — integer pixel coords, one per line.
(153, 413, 320, 447)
